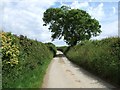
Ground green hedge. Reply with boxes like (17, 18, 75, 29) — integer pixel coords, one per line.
(45, 42, 57, 57)
(1, 32, 54, 88)
(65, 37, 120, 86)
(57, 46, 68, 53)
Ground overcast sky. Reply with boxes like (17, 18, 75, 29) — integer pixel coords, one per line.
(0, 0, 119, 46)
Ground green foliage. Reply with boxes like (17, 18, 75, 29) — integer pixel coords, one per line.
(57, 46, 68, 53)
(65, 37, 120, 86)
(45, 42, 57, 57)
(2, 32, 54, 88)
(43, 6, 101, 46)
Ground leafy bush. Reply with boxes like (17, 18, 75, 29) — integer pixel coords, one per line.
(1, 32, 54, 88)
(65, 37, 120, 86)
(57, 46, 68, 53)
(45, 42, 57, 56)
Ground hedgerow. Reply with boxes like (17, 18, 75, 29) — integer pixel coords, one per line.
(1, 31, 55, 88)
(65, 37, 120, 86)
(57, 46, 68, 53)
(45, 42, 57, 57)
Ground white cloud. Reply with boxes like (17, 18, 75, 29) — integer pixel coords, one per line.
(1, 0, 118, 46)
(52, 39, 67, 46)
(60, 0, 89, 9)
(70, 1, 89, 9)
(89, 0, 92, 2)
(101, 21, 118, 36)
(90, 0, 119, 2)
(0, 1, 4, 29)
(2, 0, 57, 43)
(62, 1, 105, 21)
(92, 20, 118, 40)
(112, 7, 116, 14)
(87, 3, 105, 21)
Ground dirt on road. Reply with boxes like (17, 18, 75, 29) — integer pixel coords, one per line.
(42, 51, 115, 89)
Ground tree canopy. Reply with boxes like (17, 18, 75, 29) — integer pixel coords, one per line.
(43, 6, 101, 46)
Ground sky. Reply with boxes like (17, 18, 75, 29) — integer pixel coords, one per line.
(0, 0, 119, 46)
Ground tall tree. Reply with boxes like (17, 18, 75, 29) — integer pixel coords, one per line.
(43, 6, 101, 46)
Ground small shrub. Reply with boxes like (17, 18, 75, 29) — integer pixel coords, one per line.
(45, 42, 57, 56)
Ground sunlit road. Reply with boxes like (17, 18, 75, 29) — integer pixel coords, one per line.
(42, 51, 115, 89)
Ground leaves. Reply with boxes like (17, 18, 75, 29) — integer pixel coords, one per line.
(2, 31, 54, 88)
(43, 6, 101, 46)
(65, 37, 120, 85)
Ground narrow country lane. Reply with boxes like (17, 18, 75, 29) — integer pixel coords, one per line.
(42, 51, 115, 89)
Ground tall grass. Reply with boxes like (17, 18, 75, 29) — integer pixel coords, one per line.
(65, 37, 120, 86)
